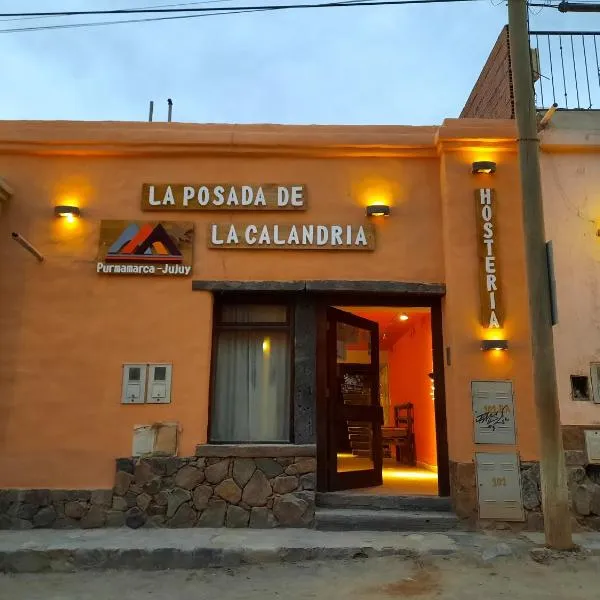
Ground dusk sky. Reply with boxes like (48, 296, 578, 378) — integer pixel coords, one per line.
(0, 0, 597, 124)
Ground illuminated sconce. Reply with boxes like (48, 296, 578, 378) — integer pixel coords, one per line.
(366, 204, 391, 217)
(54, 205, 81, 221)
(481, 339, 508, 351)
(398, 313, 409, 322)
(472, 161, 497, 175)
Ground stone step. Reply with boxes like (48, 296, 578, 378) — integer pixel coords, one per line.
(316, 492, 452, 512)
(315, 508, 459, 532)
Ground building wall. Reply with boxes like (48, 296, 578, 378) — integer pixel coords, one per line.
(540, 113, 600, 425)
(460, 26, 514, 120)
(0, 119, 537, 490)
(439, 119, 537, 464)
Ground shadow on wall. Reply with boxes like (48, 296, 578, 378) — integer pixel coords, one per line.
(388, 314, 437, 470)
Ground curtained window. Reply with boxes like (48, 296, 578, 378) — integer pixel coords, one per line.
(210, 303, 291, 443)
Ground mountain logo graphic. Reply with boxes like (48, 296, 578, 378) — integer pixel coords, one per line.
(106, 223, 183, 264)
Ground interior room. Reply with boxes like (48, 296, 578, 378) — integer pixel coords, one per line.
(335, 306, 438, 496)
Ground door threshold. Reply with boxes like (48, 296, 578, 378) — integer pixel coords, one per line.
(316, 491, 451, 512)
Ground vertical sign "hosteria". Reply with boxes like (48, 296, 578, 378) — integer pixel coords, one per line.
(476, 188, 503, 329)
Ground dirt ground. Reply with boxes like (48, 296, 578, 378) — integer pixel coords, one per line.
(1, 554, 599, 600)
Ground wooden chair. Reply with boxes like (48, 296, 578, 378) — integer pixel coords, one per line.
(381, 403, 416, 466)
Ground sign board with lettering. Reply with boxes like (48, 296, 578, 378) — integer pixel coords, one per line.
(475, 452, 524, 521)
(142, 184, 307, 211)
(97, 220, 194, 276)
(471, 380, 516, 445)
(475, 189, 503, 329)
(585, 430, 600, 464)
(208, 223, 375, 250)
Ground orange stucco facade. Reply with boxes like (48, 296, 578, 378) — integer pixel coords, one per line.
(0, 118, 537, 490)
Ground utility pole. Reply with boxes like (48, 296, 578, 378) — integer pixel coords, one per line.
(507, 0, 573, 549)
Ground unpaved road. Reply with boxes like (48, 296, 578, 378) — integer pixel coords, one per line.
(1, 555, 599, 599)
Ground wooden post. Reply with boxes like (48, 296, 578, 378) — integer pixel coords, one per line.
(507, 0, 573, 549)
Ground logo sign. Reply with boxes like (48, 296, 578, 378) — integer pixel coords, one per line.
(475, 189, 503, 328)
(208, 223, 375, 250)
(97, 220, 194, 276)
(142, 184, 307, 211)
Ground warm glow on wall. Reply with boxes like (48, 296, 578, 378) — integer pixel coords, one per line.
(354, 177, 399, 208)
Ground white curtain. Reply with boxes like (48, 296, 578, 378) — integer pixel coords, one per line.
(211, 307, 290, 442)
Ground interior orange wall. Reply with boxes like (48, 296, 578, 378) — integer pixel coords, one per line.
(388, 315, 437, 468)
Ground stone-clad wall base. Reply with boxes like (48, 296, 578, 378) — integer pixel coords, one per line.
(450, 452, 600, 532)
(0, 446, 316, 530)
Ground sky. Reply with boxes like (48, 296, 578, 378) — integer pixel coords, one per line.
(0, 0, 597, 125)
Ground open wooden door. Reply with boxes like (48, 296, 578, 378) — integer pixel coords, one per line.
(326, 307, 383, 490)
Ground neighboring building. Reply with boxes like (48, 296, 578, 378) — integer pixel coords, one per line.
(463, 28, 600, 524)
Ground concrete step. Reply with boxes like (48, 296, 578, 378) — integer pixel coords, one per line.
(315, 508, 459, 532)
(316, 492, 452, 512)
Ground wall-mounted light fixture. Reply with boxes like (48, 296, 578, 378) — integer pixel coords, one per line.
(54, 205, 81, 220)
(366, 204, 391, 217)
(481, 339, 508, 351)
(398, 313, 409, 322)
(472, 160, 497, 175)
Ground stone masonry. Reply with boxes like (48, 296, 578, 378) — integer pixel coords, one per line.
(0, 445, 316, 530)
(450, 426, 600, 532)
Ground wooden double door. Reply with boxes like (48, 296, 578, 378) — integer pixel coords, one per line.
(325, 307, 383, 490)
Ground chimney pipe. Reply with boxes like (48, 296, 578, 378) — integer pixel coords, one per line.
(167, 98, 173, 123)
(148, 100, 154, 122)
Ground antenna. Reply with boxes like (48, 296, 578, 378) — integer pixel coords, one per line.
(148, 100, 154, 122)
(167, 98, 173, 123)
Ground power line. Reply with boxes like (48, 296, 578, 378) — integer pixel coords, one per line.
(0, 0, 484, 34)
(0, 8, 273, 33)
(0, 0, 481, 18)
(0, 0, 255, 22)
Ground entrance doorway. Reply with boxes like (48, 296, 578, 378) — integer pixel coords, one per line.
(317, 299, 449, 497)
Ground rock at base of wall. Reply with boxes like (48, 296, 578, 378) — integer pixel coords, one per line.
(197, 499, 227, 527)
(226, 505, 250, 528)
(249, 507, 278, 528)
(80, 506, 106, 529)
(242, 470, 272, 507)
(273, 495, 308, 527)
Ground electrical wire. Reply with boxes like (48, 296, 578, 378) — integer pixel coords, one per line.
(0, 0, 483, 18)
(0, 0, 485, 34)
(0, 8, 276, 33)
(0, 0, 259, 22)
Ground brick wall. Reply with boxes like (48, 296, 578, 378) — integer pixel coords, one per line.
(460, 26, 514, 119)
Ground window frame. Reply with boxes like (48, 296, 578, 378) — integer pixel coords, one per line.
(208, 294, 295, 444)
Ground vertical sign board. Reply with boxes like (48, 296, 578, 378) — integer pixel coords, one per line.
(475, 452, 525, 521)
(476, 189, 503, 329)
(471, 381, 516, 445)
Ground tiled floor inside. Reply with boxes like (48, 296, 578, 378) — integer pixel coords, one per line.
(336, 455, 438, 496)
